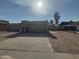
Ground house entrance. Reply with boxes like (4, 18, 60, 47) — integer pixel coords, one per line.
(20, 28, 28, 32)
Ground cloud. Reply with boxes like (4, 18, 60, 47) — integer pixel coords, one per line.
(12, 0, 53, 15)
(11, 0, 72, 15)
(12, 0, 73, 8)
(12, 0, 30, 6)
(12, 0, 43, 6)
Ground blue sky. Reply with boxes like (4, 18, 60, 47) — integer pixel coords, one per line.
(0, 0, 79, 23)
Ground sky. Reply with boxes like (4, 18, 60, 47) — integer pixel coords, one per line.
(0, 0, 79, 23)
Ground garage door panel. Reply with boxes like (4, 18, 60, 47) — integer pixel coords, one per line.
(29, 24, 45, 32)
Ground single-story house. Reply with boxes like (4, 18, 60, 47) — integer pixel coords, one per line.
(20, 20, 48, 33)
(7, 20, 48, 33)
(8, 23, 20, 32)
(0, 20, 9, 31)
(59, 21, 79, 31)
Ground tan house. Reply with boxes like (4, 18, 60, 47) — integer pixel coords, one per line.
(7, 20, 48, 33)
(20, 20, 48, 33)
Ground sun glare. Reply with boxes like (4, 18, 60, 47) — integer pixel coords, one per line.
(37, 2, 43, 8)
(32, 1, 48, 14)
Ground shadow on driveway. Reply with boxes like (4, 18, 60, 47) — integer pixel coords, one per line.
(5, 32, 49, 38)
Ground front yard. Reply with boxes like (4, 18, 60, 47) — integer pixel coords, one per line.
(1, 31, 79, 54)
(0, 31, 17, 41)
(49, 31, 79, 54)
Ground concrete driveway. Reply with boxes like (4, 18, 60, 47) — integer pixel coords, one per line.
(0, 33, 78, 59)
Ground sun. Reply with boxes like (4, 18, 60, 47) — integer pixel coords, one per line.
(37, 2, 43, 8)
(32, 1, 47, 14)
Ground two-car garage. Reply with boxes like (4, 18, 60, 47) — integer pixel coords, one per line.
(21, 21, 48, 33)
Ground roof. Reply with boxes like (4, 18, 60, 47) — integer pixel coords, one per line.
(59, 21, 79, 26)
(0, 20, 9, 24)
(21, 20, 48, 24)
(59, 22, 70, 26)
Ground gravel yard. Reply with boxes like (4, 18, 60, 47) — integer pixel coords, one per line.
(49, 31, 79, 54)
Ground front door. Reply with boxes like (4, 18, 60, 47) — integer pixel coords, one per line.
(21, 28, 28, 32)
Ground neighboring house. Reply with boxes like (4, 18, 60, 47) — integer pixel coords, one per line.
(0, 20, 9, 31)
(59, 21, 79, 31)
(8, 23, 20, 32)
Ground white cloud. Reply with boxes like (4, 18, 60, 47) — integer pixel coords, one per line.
(12, 0, 55, 15)
(12, 0, 43, 6)
(11, 0, 72, 15)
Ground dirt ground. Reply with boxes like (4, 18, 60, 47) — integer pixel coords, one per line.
(49, 31, 79, 54)
(0, 31, 17, 41)
(1, 31, 79, 54)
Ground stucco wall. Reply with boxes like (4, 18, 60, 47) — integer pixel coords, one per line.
(76, 25, 79, 31)
(28, 24, 46, 32)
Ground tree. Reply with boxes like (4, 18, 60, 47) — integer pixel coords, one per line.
(50, 20, 53, 24)
(69, 20, 73, 25)
(54, 11, 60, 26)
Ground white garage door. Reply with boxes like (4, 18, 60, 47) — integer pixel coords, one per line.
(29, 24, 46, 32)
